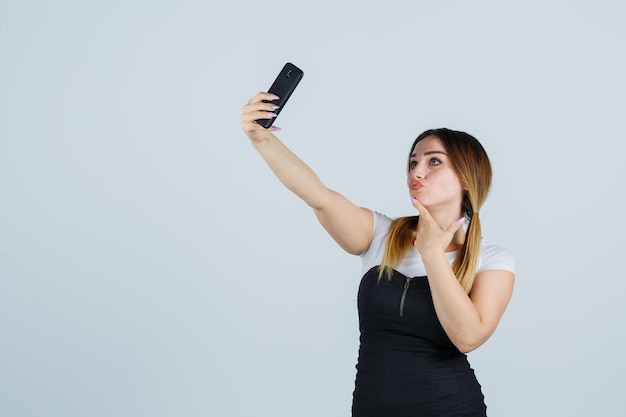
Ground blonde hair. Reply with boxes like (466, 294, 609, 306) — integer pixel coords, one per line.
(379, 128, 492, 294)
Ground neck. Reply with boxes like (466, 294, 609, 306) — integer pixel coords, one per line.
(428, 207, 463, 229)
(427, 206, 466, 251)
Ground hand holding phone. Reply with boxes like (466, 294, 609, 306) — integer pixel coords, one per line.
(256, 62, 304, 129)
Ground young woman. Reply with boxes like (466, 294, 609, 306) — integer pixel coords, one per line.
(241, 92, 515, 417)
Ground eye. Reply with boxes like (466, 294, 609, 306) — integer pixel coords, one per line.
(429, 158, 442, 166)
(409, 161, 417, 170)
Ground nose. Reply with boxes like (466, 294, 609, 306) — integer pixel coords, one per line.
(411, 165, 425, 180)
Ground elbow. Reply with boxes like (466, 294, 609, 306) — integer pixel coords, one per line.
(449, 323, 496, 354)
(452, 335, 487, 354)
(457, 343, 479, 354)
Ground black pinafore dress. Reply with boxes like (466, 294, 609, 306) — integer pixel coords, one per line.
(352, 266, 487, 417)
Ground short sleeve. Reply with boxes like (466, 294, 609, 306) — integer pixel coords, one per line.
(477, 240, 516, 275)
(360, 211, 393, 276)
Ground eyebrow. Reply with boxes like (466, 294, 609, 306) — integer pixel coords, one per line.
(410, 151, 448, 158)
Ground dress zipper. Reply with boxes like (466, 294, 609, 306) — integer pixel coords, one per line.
(399, 277, 412, 317)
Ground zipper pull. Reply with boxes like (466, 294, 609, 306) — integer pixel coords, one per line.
(399, 277, 412, 317)
(403, 278, 411, 290)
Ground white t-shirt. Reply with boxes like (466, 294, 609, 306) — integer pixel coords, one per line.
(360, 211, 515, 278)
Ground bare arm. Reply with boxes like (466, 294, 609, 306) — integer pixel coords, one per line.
(241, 92, 373, 255)
(411, 197, 515, 353)
(423, 256, 514, 353)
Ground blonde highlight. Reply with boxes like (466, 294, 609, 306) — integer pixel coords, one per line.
(379, 129, 492, 294)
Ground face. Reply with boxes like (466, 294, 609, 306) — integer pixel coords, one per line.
(407, 136, 465, 212)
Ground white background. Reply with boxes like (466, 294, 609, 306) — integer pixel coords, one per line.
(1, 1, 625, 416)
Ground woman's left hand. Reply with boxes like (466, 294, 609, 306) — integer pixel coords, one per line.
(411, 197, 465, 259)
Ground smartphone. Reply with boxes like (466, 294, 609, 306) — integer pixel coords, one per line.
(256, 62, 304, 129)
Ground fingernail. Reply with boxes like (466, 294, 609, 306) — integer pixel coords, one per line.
(455, 217, 465, 226)
(270, 104, 280, 110)
(269, 94, 280, 100)
(411, 196, 417, 204)
(266, 112, 278, 118)
(271, 126, 282, 131)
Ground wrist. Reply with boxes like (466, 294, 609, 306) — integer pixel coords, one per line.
(420, 251, 449, 269)
(250, 131, 276, 147)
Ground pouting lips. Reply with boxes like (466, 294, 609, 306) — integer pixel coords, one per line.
(409, 182, 424, 191)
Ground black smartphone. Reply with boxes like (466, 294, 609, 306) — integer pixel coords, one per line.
(256, 62, 304, 129)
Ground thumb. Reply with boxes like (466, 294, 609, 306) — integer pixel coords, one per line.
(446, 217, 466, 234)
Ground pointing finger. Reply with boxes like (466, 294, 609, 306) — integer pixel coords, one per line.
(411, 196, 432, 220)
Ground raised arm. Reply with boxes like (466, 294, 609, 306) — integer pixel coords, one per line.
(411, 197, 515, 353)
(241, 92, 373, 255)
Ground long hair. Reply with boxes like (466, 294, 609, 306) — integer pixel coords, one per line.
(379, 128, 492, 294)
